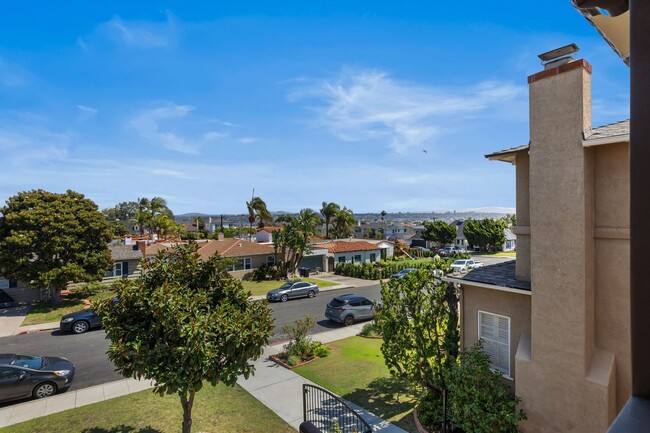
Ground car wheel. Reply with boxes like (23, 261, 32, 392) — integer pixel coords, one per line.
(33, 382, 57, 399)
(308, 290, 315, 298)
(280, 294, 288, 302)
(72, 320, 90, 334)
(343, 315, 354, 326)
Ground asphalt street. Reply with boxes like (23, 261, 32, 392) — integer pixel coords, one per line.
(0, 283, 383, 407)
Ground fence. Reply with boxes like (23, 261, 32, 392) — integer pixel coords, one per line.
(302, 384, 372, 433)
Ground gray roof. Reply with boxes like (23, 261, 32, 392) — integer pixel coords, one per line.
(484, 144, 529, 160)
(109, 245, 143, 261)
(583, 119, 630, 141)
(504, 227, 516, 241)
(486, 119, 629, 162)
(449, 260, 530, 291)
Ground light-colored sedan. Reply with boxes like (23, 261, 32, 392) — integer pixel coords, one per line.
(266, 280, 319, 302)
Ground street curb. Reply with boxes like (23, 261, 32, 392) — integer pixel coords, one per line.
(16, 324, 59, 335)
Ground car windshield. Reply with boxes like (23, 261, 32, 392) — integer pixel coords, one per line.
(330, 299, 346, 308)
(278, 283, 294, 290)
(11, 354, 44, 369)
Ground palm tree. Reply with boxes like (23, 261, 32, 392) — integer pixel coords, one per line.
(320, 201, 340, 239)
(380, 210, 387, 221)
(136, 197, 150, 236)
(296, 208, 322, 242)
(246, 196, 273, 240)
(331, 207, 356, 239)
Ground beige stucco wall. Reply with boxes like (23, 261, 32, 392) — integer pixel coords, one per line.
(515, 61, 623, 433)
(460, 284, 531, 381)
(230, 253, 274, 279)
(593, 142, 631, 412)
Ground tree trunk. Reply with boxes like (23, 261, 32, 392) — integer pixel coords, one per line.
(180, 390, 195, 433)
(50, 286, 62, 304)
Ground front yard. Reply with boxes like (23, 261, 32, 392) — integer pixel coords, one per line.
(21, 286, 115, 326)
(294, 336, 419, 433)
(2, 383, 294, 433)
(241, 277, 337, 297)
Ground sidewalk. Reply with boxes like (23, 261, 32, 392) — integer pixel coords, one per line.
(0, 323, 406, 432)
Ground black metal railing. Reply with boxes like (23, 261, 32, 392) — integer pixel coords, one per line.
(302, 384, 372, 433)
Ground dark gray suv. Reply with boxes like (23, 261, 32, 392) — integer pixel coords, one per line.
(325, 294, 377, 326)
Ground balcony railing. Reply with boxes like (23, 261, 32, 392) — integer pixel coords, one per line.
(301, 384, 372, 433)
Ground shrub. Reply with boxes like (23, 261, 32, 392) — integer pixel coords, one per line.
(417, 391, 444, 432)
(447, 344, 526, 433)
(359, 322, 381, 337)
(251, 264, 282, 281)
(70, 281, 110, 298)
(279, 316, 330, 365)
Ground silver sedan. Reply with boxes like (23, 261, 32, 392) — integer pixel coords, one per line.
(266, 280, 319, 302)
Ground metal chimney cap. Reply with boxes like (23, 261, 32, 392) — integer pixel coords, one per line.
(538, 43, 580, 62)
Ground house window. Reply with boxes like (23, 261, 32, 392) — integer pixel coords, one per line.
(266, 256, 275, 266)
(370, 253, 376, 262)
(233, 257, 252, 271)
(354, 254, 362, 263)
(338, 256, 346, 264)
(478, 311, 510, 377)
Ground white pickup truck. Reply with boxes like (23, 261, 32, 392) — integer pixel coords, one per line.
(451, 259, 483, 272)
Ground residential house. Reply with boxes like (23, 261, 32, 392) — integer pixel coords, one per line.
(445, 52, 630, 432)
(192, 234, 275, 279)
(104, 244, 143, 281)
(256, 226, 283, 243)
(0, 278, 46, 304)
(353, 222, 415, 241)
(503, 227, 516, 252)
(313, 240, 384, 272)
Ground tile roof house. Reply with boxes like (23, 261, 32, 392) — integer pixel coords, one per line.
(256, 226, 284, 243)
(446, 54, 630, 432)
(312, 240, 388, 272)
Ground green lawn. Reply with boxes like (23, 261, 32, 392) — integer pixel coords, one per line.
(488, 251, 517, 257)
(241, 277, 337, 297)
(294, 336, 419, 432)
(2, 383, 294, 433)
(21, 289, 115, 326)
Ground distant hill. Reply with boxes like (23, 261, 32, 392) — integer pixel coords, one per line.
(176, 212, 210, 218)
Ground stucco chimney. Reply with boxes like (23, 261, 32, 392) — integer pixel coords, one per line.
(517, 50, 607, 431)
(136, 240, 146, 257)
(217, 232, 225, 241)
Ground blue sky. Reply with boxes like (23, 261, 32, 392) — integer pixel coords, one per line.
(0, 1, 629, 214)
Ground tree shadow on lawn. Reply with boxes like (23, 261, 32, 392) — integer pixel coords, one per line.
(343, 376, 419, 432)
(81, 425, 161, 433)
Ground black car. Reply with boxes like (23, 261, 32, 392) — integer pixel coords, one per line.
(60, 308, 101, 334)
(0, 353, 75, 403)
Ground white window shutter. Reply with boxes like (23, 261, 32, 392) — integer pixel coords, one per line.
(478, 311, 510, 376)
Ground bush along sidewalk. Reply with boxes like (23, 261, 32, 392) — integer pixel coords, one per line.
(272, 316, 330, 368)
(334, 257, 462, 280)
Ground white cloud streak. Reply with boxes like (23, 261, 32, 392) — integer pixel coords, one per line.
(130, 102, 200, 155)
(290, 68, 524, 154)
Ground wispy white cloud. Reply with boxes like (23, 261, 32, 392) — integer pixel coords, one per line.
(238, 137, 258, 144)
(82, 14, 177, 50)
(130, 102, 200, 155)
(77, 105, 98, 121)
(289, 68, 524, 154)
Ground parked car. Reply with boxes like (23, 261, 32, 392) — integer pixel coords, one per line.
(325, 294, 377, 326)
(450, 259, 483, 272)
(266, 280, 319, 302)
(390, 268, 419, 279)
(0, 353, 75, 403)
(439, 246, 465, 256)
(60, 308, 101, 334)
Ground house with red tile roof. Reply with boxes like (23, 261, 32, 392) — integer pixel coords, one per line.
(255, 226, 284, 243)
(311, 239, 387, 272)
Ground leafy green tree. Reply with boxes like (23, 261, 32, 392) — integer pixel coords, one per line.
(330, 207, 355, 239)
(96, 243, 274, 433)
(377, 267, 459, 405)
(320, 202, 340, 239)
(380, 210, 387, 221)
(447, 344, 526, 433)
(422, 220, 457, 246)
(219, 226, 255, 239)
(0, 189, 113, 303)
(463, 218, 506, 252)
(108, 219, 130, 238)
